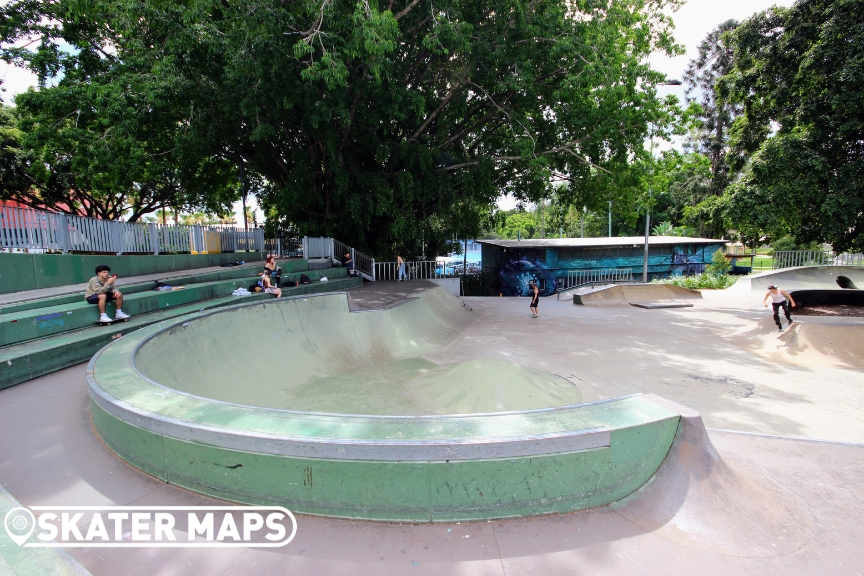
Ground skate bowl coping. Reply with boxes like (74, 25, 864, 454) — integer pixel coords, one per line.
(88, 287, 689, 522)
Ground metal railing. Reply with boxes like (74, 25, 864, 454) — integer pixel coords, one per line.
(375, 261, 443, 281)
(772, 250, 863, 270)
(264, 237, 303, 258)
(0, 204, 264, 254)
(559, 268, 633, 290)
(332, 239, 376, 281)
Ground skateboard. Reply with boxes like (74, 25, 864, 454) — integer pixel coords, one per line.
(97, 318, 128, 326)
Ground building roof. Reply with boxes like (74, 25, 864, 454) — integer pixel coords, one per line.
(475, 236, 724, 249)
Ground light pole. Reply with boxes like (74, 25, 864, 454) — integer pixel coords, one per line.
(607, 201, 612, 237)
(642, 78, 682, 282)
(581, 205, 586, 238)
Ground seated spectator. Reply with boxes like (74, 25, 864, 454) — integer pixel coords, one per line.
(85, 265, 131, 323)
(261, 269, 282, 298)
(264, 256, 283, 287)
(344, 251, 355, 276)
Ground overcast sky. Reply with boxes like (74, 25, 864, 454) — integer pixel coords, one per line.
(1, 0, 793, 219)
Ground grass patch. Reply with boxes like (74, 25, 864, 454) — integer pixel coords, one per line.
(654, 273, 739, 290)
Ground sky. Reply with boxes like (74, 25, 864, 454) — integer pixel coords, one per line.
(0, 0, 793, 220)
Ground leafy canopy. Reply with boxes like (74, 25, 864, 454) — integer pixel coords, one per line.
(720, 0, 864, 252)
(2, 0, 683, 254)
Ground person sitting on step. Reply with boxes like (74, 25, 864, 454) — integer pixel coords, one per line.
(84, 265, 131, 324)
(261, 269, 282, 298)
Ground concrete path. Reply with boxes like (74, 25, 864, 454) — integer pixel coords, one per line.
(2, 279, 864, 574)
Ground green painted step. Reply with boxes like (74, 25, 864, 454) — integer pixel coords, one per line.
(0, 267, 343, 347)
(0, 259, 314, 315)
(0, 276, 362, 389)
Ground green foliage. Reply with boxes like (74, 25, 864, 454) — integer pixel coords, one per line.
(719, 0, 864, 253)
(497, 211, 537, 240)
(651, 220, 692, 236)
(682, 20, 742, 196)
(656, 272, 738, 290)
(705, 248, 732, 275)
(1, 0, 685, 253)
(770, 236, 799, 254)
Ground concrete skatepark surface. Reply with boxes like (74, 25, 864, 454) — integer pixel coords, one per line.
(2, 273, 864, 573)
(132, 288, 582, 414)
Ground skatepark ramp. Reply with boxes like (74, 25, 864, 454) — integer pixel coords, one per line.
(572, 283, 702, 306)
(750, 265, 864, 291)
(732, 317, 864, 369)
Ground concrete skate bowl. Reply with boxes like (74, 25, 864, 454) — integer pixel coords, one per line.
(88, 287, 810, 545)
(572, 283, 701, 307)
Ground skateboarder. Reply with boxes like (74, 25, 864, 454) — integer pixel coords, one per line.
(85, 265, 131, 324)
(763, 284, 796, 331)
(529, 282, 540, 318)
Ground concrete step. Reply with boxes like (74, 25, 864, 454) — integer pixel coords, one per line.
(0, 259, 313, 315)
(0, 267, 350, 347)
(0, 275, 362, 388)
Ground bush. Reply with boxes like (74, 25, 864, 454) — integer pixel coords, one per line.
(655, 272, 738, 290)
(769, 235, 798, 255)
(705, 248, 732, 275)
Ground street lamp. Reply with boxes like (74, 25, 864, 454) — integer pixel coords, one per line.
(642, 79, 683, 282)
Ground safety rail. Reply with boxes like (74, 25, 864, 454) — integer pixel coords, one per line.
(375, 261, 443, 281)
(559, 268, 633, 291)
(772, 250, 864, 270)
(0, 204, 263, 254)
(332, 239, 376, 281)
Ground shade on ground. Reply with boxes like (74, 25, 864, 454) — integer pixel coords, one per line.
(134, 287, 582, 414)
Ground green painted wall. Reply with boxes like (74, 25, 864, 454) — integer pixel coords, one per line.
(91, 401, 678, 522)
(0, 252, 267, 295)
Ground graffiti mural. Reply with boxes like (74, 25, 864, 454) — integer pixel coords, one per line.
(491, 242, 724, 296)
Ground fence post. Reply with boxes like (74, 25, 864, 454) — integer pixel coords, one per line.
(149, 223, 159, 255)
(57, 213, 71, 253)
(372, 258, 376, 281)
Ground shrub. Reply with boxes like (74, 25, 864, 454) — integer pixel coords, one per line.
(654, 272, 738, 290)
(705, 248, 732, 275)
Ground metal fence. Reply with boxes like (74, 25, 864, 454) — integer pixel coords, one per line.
(375, 261, 442, 281)
(560, 268, 633, 290)
(772, 250, 864, 270)
(264, 237, 303, 258)
(0, 205, 264, 254)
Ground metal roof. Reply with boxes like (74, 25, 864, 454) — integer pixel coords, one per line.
(475, 236, 724, 249)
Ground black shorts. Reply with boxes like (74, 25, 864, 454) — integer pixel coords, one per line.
(86, 292, 116, 305)
(530, 298, 539, 308)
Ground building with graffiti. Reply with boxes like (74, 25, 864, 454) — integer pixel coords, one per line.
(477, 237, 726, 297)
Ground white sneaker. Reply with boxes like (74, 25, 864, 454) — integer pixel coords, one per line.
(99, 313, 113, 323)
(115, 310, 131, 320)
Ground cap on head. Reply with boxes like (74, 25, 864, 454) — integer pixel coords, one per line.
(767, 284, 777, 289)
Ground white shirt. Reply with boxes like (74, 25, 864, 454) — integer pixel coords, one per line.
(768, 290, 786, 303)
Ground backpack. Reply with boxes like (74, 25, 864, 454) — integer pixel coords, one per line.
(300, 274, 311, 284)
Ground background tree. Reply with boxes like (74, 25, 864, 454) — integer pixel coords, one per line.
(682, 19, 742, 196)
(1, 0, 684, 256)
(721, 0, 864, 251)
